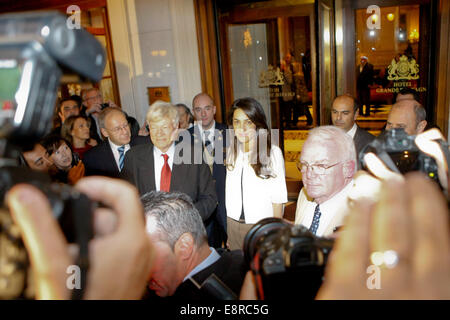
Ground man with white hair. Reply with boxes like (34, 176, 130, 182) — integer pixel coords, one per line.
(121, 101, 217, 221)
(295, 126, 356, 237)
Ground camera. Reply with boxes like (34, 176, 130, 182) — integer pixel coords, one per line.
(101, 102, 110, 110)
(243, 218, 333, 300)
(0, 11, 106, 299)
(358, 128, 449, 187)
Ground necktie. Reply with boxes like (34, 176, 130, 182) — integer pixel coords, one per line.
(118, 145, 125, 171)
(204, 130, 214, 156)
(309, 204, 322, 235)
(160, 154, 171, 192)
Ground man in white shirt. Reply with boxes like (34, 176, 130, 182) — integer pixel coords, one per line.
(331, 94, 374, 158)
(83, 107, 148, 178)
(295, 126, 356, 237)
(142, 191, 246, 300)
(121, 101, 217, 221)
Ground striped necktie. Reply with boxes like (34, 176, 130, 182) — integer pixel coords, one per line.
(118, 145, 125, 171)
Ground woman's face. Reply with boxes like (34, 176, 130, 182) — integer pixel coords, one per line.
(232, 108, 257, 146)
(50, 142, 72, 170)
(71, 118, 90, 141)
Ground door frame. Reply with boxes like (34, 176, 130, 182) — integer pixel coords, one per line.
(217, 3, 317, 129)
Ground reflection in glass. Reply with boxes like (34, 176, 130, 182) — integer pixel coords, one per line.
(355, 5, 424, 122)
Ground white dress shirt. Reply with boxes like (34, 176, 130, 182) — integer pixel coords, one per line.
(153, 143, 175, 191)
(226, 145, 288, 224)
(294, 180, 354, 237)
(347, 123, 357, 139)
(108, 138, 130, 171)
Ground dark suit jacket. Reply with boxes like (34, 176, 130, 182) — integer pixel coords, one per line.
(121, 142, 218, 221)
(83, 136, 150, 178)
(188, 123, 228, 235)
(354, 125, 375, 161)
(142, 249, 247, 301)
(357, 63, 374, 89)
(172, 249, 247, 300)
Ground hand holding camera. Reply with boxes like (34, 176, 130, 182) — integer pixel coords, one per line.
(6, 177, 153, 299)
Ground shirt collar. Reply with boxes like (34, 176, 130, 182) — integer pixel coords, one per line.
(316, 180, 354, 212)
(108, 138, 129, 150)
(183, 247, 221, 282)
(154, 143, 176, 158)
(347, 123, 357, 138)
(198, 121, 216, 138)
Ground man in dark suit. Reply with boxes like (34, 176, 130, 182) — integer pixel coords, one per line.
(121, 101, 217, 221)
(331, 94, 375, 159)
(141, 191, 246, 300)
(357, 55, 374, 117)
(83, 107, 148, 178)
(190, 92, 228, 248)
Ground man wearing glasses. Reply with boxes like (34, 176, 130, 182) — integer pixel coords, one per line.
(294, 126, 356, 237)
(83, 107, 147, 178)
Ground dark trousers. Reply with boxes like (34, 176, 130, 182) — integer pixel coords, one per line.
(358, 87, 371, 116)
(205, 210, 227, 248)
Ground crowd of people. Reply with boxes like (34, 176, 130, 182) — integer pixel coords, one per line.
(11, 88, 450, 300)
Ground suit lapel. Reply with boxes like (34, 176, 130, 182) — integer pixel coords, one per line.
(105, 142, 120, 172)
(170, 144, 185, 191)
(138, 145, 156, 192)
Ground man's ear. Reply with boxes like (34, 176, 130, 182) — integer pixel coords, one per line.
(343, 160, 356, 178)
(100, 127, 109, 138)
(354, 109, 359, 121)
(174, 233, 194, 260)
(58, 111, 64, 123)
(417, 120, 427, 134)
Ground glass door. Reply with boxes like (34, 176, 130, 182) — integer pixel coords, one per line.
(217, 3, 316, 179)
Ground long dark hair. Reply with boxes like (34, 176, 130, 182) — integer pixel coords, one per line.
(226, 97, 274, 178)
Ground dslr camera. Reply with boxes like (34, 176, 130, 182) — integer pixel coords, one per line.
(243, 218, 333, 300)
(0, 11, 106, 299)
(358, 128, 449, 189)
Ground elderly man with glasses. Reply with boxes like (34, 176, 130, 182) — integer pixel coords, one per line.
(294, 126, 356, 237)
(83, 107, 148, 178)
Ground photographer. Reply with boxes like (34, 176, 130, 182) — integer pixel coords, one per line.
(386, 99, 427, 135)
(240, 173, 450, 299)
(5, 177, 153, 299)
(81, 88, 116, 143)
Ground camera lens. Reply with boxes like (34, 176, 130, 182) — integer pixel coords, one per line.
(243, 218, 290, 267)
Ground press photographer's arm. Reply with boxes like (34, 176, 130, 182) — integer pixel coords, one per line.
(6, 177, 153, 299)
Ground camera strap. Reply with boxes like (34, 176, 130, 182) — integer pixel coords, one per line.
(69, 193, 93, 300)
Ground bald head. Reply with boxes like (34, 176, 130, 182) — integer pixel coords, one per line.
(331, 95, 358, 132)
(192, 93, 216, 130)
(386, 100, 427, 135)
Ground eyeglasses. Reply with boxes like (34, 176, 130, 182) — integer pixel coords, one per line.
(85, 94, 102, 101)
(108, 123, 129, 134)
(296, 161, 343, 175)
